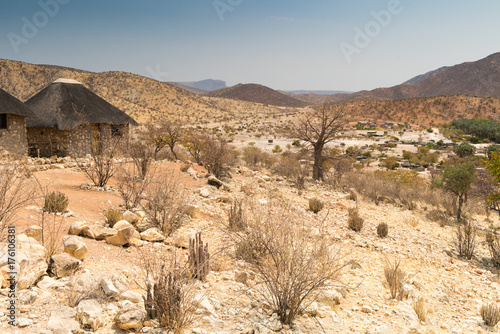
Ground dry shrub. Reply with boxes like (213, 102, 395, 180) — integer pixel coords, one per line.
(144, 171, 187, 236)
(348, 208, 364, 232)
(309, 198, 324, 214)
(455, 221, 476, 260)
(377, 222, 389, 238)
(104, 208, 123, 227)
(129, 140, 155, 179)
(384, 259, 407, 300)
(43, 191, 69, 213)
(228, 200, 245, 231)
(190, 135, 238, 179)
(481, 303, 500, 328)
(0, 165, 35, 240)
(138, 248, 198, 334)
(76, 138, 122, 187)
(39, 212, 66, 260)
(231, 200, 343, 325)
(272, 154, 309, 189)
(486, 231, 500, 267)
(116, 164, 152, 210)
(413, 297, 429, 323)
(343, 170, 458, 215)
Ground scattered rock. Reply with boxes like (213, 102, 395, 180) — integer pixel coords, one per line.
(115, 303, 146, 330)
(82, 225, 117, 240)
(63, 235, 88, 260)
(118, 290, 144, 303)
(234, 270, 248, 285)
(47, 306, 80, 334)
(49, 253, 82, 278)
(123, 211, 140, 223)
(208, 176, 224, 189)
(194, 294, 216, 316)
(76, 299, 103, 330)
(101, 278, 119, 297)
(140, 228, 165, 242)
(69, 221, 88, 236)
(361, 305, 373, 314)
(106, 221, 136, 246)
(24, 225, 43, 243)
(0, 237, 48, 289)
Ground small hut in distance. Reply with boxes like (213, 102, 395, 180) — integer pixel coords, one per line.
(26, 79, 138, 157)
(0, 88, 36, 156)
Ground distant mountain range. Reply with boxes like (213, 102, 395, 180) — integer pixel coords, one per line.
(329, 52, 500, 103)
(205, 83, 310, 108)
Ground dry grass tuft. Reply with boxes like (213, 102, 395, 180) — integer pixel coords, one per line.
(384, 260, 407, 301)
(308, 198, 324, 214)
(413, 297, 429, 323)
(104, 208, 123, 228)
(481, 303, 500, 328)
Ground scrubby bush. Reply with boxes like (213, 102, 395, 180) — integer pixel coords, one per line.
(486, 231, 500, 267)
(308, 198, 324, 214)
(44, 191, 69, 213)
(348, 208, 364, 232)
(377, 222, 388, 238)
(144, 171, 187, 236)
(231, 200, 342, 325)
(455, 221, 476, 260)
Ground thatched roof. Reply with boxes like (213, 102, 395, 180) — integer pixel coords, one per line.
(26, 79, 138, 130)
(0, 88, 35, 118)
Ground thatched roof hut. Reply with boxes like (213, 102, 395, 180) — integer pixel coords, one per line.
(26, 79, 138, 129)
(0, 88, 35, 118)
(0, 88, 34, 155)
(25, 79, 138, 157)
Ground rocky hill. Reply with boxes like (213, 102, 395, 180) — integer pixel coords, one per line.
(343, 95, 500, 127)
(330, 52, 500, 103)
(0, 59, 288, 124)
(206, 83, 310, 108)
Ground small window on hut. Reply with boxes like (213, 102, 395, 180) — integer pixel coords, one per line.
(111, 125, 121, 137)
(0, 114, 7, 129)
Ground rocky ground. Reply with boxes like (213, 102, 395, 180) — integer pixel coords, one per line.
(1, 158, 499, 334)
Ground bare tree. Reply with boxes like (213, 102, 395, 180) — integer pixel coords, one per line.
(146, 119, 184, 160)
(290, 103, 348, 180)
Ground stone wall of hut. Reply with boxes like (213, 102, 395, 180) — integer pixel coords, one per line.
(27, 123, 131, 157)
(27, 127, 70, 157)
(0, 114, 28, 156)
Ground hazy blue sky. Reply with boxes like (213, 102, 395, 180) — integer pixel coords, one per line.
(1, 0, 499, 91)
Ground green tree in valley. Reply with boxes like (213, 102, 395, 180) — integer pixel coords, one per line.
(433, 161, 476, 221)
